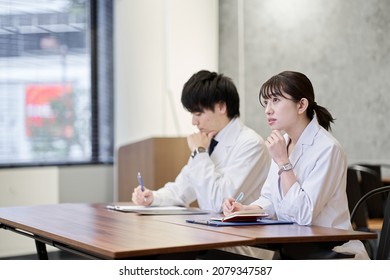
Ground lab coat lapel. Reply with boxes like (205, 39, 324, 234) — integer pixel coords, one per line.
(289, 117, 320, 166)
(211, 118, 242, 165)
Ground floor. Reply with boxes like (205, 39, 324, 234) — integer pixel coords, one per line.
(0, 251, 88, 260)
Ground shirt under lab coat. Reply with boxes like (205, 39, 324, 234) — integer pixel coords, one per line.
(152, 117, 271, 213)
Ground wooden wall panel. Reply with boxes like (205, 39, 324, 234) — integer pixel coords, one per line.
(117, 137, 190, 202)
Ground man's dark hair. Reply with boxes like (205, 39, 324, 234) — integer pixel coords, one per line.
(181, 70, 240, 119)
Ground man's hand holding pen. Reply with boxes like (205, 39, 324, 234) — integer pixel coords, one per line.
(132, 186, 153, 206)
(132, 172, 153, 206)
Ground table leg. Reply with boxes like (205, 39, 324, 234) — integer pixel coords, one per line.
(35, 240, 48, 260)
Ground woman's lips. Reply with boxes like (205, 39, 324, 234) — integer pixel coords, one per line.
(267, 118, 276, 125)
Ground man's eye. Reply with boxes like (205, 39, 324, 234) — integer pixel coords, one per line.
(272, 97, 279, 103)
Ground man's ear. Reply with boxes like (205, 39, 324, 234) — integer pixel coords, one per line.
(215, 102, 227, 114)
(298, 98, 309, 114)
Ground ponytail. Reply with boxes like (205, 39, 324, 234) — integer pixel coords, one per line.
(308, 102, 335, 131)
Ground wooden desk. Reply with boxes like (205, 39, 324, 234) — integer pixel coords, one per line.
(153, 214, 378, 244)
(155, 214, 378, 259)
(0, 203, 377, 260)
(0, 203, 254, 259)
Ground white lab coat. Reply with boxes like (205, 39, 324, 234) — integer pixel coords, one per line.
(251, 116, 369, 259)
(152, 118, 271, 213)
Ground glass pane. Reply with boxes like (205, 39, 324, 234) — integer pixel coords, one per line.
(0, 0, 91, 165)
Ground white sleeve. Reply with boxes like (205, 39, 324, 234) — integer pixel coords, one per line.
(183, 135, 270, 212)
(276, 145, 347, 225)
(151, 163, 197, 207)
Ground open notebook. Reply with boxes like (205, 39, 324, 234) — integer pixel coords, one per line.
(186, 209, 293, 226)
(209, 209, 269, 222)
(106, 204, 209, 215)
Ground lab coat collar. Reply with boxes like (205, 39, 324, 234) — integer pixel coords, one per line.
(212, 118, 242, 161)
(287, 116, 321, 166)
(213, 117, 241, 147)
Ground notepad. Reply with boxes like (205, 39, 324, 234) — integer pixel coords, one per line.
(210, 209, 269, 222)
(106, 205, 209, 215)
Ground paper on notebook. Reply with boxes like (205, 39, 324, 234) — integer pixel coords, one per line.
(105, 205, 209, 215)
(106, 205, 186, 212)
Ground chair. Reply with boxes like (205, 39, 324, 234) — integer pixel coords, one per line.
(350, 185, 390, 259)
(278, 166, 385, 260)
(279, 184, 390, 260)
(346, 165, 386, 258)
(351, 164, 388, 219)
(346, 166, 371, 230)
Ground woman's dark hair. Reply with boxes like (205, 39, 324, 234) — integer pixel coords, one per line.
(259, 71, 335, 131)
(181, 70, 240, 119)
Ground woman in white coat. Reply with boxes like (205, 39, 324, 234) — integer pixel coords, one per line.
(222, 70, 369, 259)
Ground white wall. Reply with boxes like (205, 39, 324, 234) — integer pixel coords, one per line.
(0, 165, 113, 258)
(0, 167, 59, 258)
(114, 0, 219, 199)
(114, 0, 218, 147)
(219, 0, 390, 167)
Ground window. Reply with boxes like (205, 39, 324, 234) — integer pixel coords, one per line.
(0, 0, 113, 167)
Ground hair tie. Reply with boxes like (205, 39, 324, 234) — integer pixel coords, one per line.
(312, 101, 317, 108)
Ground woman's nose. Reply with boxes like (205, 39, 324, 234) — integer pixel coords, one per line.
(264, 103, 272, 114)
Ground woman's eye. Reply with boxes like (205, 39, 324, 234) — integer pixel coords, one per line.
(272, 97, 279, 103)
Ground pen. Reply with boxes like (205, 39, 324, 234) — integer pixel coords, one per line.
(137, 172, 145, 192)
(235, 192, 244, 203)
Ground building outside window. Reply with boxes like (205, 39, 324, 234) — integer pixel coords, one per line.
(0, 0, 113, 167)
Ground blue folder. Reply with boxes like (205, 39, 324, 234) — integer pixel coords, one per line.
(186, 218, 293, 227)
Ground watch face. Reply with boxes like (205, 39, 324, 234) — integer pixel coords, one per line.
(278, 163, 293, 175)
(284, 164, 292, 170)
(197, 147, 206, 153)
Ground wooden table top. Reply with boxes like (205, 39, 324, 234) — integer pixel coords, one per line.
(0, 203, 378, 259)
(153, 213, 378, 244)
(0, 203, 254, 259)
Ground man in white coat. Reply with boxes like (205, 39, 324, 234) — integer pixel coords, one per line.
(132, 70, 271, 213)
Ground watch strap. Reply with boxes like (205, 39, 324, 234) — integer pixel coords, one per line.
(191, 147, 207, 158)
(278, 162, 293, 175)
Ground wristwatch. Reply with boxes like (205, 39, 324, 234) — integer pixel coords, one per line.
(191, 146, 207, 158)
(278, 162, 293, 175)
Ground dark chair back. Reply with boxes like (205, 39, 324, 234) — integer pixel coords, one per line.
(346, 165, 380, 231)
(350, 185, 390, 260)
(347, 166, 371, 229)
(376, 188, 390, 260)
(357, 164, 387, 218)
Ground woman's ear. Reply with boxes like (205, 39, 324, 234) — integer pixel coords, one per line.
(298, 98, 309, 114)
